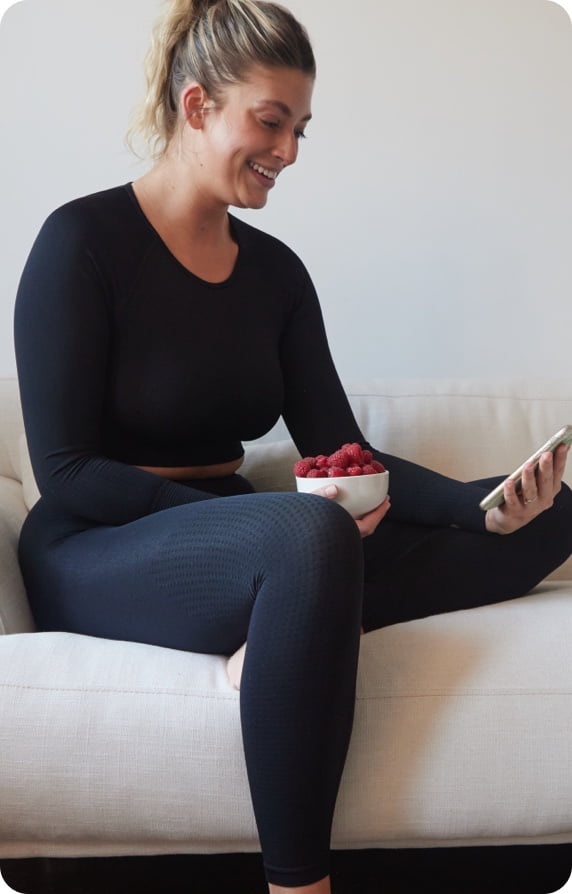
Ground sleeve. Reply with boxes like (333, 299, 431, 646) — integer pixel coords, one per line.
(279, 268, 488, 533)
(14, 207, 216, 526)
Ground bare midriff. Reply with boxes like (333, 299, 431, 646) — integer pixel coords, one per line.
(135, 456, 244, 480)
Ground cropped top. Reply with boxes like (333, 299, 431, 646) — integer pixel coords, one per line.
(14, 183, 486, 531)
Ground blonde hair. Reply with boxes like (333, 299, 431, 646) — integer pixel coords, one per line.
(127, 0, 315, 160)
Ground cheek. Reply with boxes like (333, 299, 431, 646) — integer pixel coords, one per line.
(215, 139, 247, 173)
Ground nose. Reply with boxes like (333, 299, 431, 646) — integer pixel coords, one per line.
(273, 130, 299, 167)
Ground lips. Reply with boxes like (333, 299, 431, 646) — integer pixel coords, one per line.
(247, 161, 278, 181)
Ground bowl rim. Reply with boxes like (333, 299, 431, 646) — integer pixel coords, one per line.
(295, 470, 388, 483)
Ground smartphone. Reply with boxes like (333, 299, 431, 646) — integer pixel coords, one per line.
(479, 424, 572, 511)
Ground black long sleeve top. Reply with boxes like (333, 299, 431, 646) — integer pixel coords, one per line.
(14, 183, 486, 531)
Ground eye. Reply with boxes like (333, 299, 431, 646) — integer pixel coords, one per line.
(260, 118, 308, 141)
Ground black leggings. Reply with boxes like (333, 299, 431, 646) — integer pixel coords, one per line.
(18, 476, 572, 887)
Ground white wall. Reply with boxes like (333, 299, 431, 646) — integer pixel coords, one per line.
(1, 0, 571, 381)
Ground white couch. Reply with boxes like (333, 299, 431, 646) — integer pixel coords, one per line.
(1, 376, 572, 861)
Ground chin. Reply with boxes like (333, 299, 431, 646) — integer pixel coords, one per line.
(231, 188, 270, 211)
(237, 198, 269, 212)
(249, 197, 269, 210)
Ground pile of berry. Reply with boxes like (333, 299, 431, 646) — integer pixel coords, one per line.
(294, 443, 386, 479)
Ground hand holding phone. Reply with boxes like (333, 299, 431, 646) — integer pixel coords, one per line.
(479, 425, 572, 511)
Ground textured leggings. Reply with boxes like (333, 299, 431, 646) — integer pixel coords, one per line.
(18, 475, 572, 887)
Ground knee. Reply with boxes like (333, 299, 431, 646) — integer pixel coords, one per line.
(284, 494, 364, 603)
(260, 492, 362, 583)
(235, 492, 363, 606)
(288, 492, 362, 555)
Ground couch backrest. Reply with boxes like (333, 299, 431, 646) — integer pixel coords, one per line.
(0, 379, 25, 483)
(346, 377, 572, 490)
(4, 376, 572, 497)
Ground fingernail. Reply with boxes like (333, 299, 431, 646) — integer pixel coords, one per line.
(325, 485, 337, 497)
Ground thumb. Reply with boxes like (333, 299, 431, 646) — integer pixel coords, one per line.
(310, 483, 338, 499)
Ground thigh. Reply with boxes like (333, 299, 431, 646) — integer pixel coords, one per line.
(19, 492, 333, 655)
(362, 480, 572, 632)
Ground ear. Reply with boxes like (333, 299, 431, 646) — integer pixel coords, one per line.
(180, 82, 210, 130)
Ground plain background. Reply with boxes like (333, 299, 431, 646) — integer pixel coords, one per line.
(1, 0, 571, 388)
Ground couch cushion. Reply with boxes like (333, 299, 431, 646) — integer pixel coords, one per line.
(1, 583, 572, 858)
(240, 438, 299, 493)
(0, 477, 34, 635)
(346, 377, 572, 489)
(0, 630, 254, 858)
(338, 581, 572, 849)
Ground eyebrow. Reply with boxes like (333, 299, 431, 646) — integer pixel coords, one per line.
(257, 100, 312, 122)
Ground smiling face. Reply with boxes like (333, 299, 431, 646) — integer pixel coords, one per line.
(181, 65, 314, 210)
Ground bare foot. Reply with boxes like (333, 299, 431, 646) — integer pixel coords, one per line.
(269, 877, 331, 893)
(227, 642, 246, 690)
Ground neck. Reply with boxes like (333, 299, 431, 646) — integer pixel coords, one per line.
(131, 154, 239, 283)
(134, 155, 230, 248)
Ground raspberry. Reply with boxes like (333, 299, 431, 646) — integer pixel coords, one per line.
(294, 459, 315, 478)
(342, 443, 364, 464)
(327, 450, 350, 469)
(294, 447, 387, 480)
(328, 466, 347, 477)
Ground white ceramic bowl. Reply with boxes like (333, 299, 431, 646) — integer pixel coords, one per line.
(295, 471, 389, 519)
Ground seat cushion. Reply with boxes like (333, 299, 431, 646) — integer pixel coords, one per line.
(1, 583, 572, 858)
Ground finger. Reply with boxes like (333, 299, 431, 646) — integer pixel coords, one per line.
(520, 461, 540, 505)
(535, 451, 554, 500)
(553, 443, 570, 485)
(355, 496, 391, 537)
(308, 483, 338, 500)
(361, 495, 391, 521)
(503, 476, 522, 510)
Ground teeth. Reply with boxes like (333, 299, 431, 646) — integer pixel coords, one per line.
(248, 162, 278, 180)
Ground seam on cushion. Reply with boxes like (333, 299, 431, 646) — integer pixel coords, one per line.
(348, 392, 572, 403)
(1, 683, 569, 699)
(358, 690, 572, 699)
(0, 682, 237, 699)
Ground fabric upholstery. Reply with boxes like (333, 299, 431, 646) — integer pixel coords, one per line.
(1, 377, 571, 858)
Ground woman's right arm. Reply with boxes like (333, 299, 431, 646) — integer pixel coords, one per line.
(14, 206, 215, 526)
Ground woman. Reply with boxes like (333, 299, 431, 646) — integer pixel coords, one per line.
(13, 1, 572, 892)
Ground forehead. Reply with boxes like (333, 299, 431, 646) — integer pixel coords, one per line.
(228, 65, 314, 120)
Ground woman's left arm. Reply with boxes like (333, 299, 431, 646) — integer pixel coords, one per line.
(279, 268, 489, 533)
(485, 444, 570, 534)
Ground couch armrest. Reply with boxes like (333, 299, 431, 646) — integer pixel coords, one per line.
(0, 477, 35, 635)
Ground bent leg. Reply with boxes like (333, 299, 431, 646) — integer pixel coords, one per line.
(19, 492, 364, 887)
(237, 496, 364, 886)
(362, 480, 572, 632)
